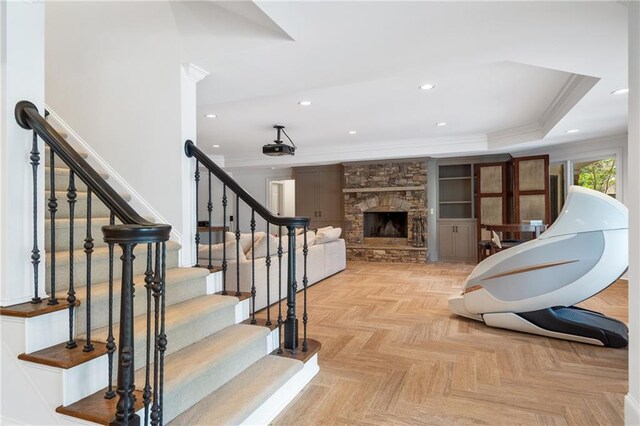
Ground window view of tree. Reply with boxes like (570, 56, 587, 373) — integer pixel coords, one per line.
(574, 157, 616, 197)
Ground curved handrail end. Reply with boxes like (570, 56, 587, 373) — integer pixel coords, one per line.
(15, 100, 38, 130)
(185, 139, 196, 158)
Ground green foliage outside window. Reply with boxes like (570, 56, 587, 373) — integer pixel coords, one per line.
(577, 158, 616, 196)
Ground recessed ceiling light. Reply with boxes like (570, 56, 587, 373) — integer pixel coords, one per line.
(419, 83, 435, 90)
(566, 129, 579, 134)
(348, 130, 358, 135)
(436, 122, 447, 127)
(611, 88, 629, 95)
(204, 113, 217, 118)
(298, 101, 312, 106)
(212, 144, 220, 148)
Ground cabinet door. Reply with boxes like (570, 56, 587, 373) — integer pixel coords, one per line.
(513, 155, 550, 225)
(438, 224, 455, 259)
(454, 222, 475, 260)
(316, 169, 343, 221)
(294, 171, 318, 219)
(476, 163, 507, 242)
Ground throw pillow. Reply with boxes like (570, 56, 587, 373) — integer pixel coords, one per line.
(200, 240, 246, 261)
(316, 227, 342, 244)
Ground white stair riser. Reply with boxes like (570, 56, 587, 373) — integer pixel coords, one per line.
(2, 311, 71, 354)
(17, 358, 107, 410)
(236, 298, 251, 323)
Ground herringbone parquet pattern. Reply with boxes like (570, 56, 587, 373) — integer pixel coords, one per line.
(264, 262, 628, 425)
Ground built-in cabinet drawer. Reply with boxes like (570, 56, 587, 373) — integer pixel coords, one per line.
(438, 220, 476, 261)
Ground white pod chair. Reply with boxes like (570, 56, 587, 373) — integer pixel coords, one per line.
(448, 186, 628, 347)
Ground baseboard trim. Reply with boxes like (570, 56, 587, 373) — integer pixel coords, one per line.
(242, 354, 319, 425)
(627, 394, 640, 426)
(44, 106, 182, 246)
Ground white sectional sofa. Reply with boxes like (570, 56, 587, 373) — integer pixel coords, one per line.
(199, 229, 346, 311)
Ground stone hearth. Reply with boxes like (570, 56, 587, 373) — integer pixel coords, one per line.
(343, 160, 428, 263)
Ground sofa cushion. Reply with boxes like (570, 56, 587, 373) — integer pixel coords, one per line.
(316, 227, 342, 244)
(316, 226, 333, 233)
(199, 240, 246, 261)
(246, 233, 279, 259)
(296, 230, 316, 249)
(225, 231, 265, 253)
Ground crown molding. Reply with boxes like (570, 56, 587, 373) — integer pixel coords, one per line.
(182, 63, 210, 84)
(487, 123, 544, 149)
(539, 73, 599, 134)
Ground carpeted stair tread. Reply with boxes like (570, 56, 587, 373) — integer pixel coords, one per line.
(48, 190, 132, 219)
(45, 166, 109, 192)
(73, 266, 211, 335)
(45, 217, 113, 251)
(45, 241, 181, 290)
(169, 355, 303, 426)
(142, 324, 270, 424)
(85, 293, 239, 371)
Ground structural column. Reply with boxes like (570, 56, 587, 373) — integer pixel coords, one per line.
(179, 63, 209, 266)
(0, 0, 46, 306)
(626, 2, 640, 425)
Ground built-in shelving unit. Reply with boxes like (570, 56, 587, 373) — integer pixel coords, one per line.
(438, 164, 472, 219)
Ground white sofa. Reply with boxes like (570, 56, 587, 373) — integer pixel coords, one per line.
(200, 235, 346, 311)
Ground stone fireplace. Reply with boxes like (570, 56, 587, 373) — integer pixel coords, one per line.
(343, 160, 428, 263)
(364, 211, 408, 239)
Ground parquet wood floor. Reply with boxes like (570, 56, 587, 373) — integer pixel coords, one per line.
(263, 261, 628, 426)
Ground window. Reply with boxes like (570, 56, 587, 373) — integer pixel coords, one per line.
(573, 157, 617, 197)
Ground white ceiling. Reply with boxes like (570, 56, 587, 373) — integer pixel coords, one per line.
(186, 2, 628, 168)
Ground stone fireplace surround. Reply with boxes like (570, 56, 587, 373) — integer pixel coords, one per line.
(343, 160, 428, 263)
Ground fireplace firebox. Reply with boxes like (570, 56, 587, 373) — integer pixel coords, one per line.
(363, 212, 408, 238)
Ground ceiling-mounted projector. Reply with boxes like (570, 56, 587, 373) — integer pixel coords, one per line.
(263, 125, 296, 156)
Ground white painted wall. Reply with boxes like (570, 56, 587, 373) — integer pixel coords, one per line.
(626, 3, 640, 425)
(45, 2, 187, 249)
(0, 0, 46, 306)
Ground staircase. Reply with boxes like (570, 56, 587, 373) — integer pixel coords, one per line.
(1, 102, 319, 425)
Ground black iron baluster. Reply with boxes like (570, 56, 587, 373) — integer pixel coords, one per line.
(194, 160, 200, 267)
(158, 241, 167, 425)
(265, 220, 272, 327)
(111, 242, 138, 426)
(105, 212, 116, 399)
(30, 131, 42, 304)
(221, 185, 228, 295)
(83, 189, 94, 352)
(285, 225, 298, 353)
(235, 194, 241, 297)
(48, 149, 59, 305)
(150, 242, 161, 426)
(143, 243, 153, 424)
(66, 171, 77, 349)
(207, 171, 213, 270)
(302, 226, 309, 352)
(250, 210, 256, 324)
(277, 227, 283, 354)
